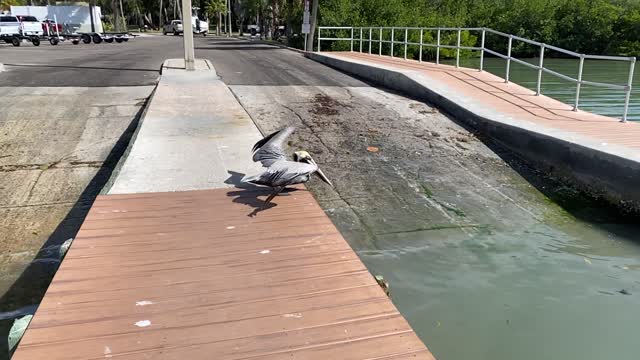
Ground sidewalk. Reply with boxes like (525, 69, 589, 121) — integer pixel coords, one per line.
(108, 59, 263, 194)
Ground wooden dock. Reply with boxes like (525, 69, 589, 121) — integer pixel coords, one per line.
(13, 187, 434, 359)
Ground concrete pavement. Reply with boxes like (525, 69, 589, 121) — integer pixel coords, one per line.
(107, 59, 263, 194)
(0, 85, 153, 356)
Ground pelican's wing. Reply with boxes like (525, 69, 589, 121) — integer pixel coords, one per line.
(252, 127, 295, 167)
(242, 161, 316, 187)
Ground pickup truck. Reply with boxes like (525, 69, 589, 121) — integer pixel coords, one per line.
(163, 18, 208, 36)
(163, 20, 183, 35)
(0, 15, 20, 41)
(16, 15, 43, 37)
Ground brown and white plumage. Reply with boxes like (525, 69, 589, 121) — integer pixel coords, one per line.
(242, 127, 332, 209)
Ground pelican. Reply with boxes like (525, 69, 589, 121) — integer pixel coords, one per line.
(242, 127, 332, 209)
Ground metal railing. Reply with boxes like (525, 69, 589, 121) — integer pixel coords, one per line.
(317, 26, 636, 122)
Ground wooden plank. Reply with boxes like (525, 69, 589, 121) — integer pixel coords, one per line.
(13, 187, 433, 359)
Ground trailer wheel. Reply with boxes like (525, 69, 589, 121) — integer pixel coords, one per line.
(81, 34, 91, 44)
(31, 37, 40, 46)
(123, 38, 129, 42)
(105, 37, 114, 43)
(49, 37, 59, 45)
(11, 37, 20, 47)
(115, 37, 124, 43)
(203, 32, 207, 37)
(92, 34, 102, 44)
(72, 39, 80, 45)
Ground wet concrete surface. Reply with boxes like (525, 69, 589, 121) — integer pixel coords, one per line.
(0, 86, 153, 356)
(207, 39, 640, 360)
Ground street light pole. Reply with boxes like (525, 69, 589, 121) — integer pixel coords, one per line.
(181, 0, 195, 70)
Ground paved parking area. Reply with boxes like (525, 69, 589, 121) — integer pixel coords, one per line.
(0, 36, 182, 87)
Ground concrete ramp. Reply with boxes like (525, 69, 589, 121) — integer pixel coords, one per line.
(308, 52, 640, 211)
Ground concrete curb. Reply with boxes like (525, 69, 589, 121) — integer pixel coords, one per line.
(101, 86, 157, 195)
(160, 58, 218, 77)
(307, 52, 640, 212)
(0, 63, 5, 73)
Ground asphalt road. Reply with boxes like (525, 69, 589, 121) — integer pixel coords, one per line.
(195, 38, 367, 86)
(0, 36, 364, 87)
(0, 36, 182, 87)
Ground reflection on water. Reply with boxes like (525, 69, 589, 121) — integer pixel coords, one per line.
(448, 57, 640, 121)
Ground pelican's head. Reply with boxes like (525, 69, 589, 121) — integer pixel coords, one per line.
(293, 151, 333, 186)
(293, 150, 312, 163)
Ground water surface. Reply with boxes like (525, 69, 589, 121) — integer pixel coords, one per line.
(448, 57, 640, 121)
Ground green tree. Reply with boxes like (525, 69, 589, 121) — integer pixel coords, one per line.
(205, 0, 227, 34)
(0, 0, 26, 11)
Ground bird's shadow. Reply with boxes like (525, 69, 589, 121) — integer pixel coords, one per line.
(225, 171, 298, 217)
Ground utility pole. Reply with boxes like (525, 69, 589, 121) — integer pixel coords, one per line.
(305, 0, 318, 52)
(181, 0, 195, 70)
(227, 0, 231, 37)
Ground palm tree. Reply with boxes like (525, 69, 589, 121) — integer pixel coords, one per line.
(205, 0, 226, 35)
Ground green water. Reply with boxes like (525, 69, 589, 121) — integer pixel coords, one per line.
(446, 57, 640, 121)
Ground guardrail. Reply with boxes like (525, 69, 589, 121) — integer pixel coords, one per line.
(317, 26, 636, 122)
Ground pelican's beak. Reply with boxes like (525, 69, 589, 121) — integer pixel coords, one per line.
(308, 157, 333, 187)
(316, 168, 333, 186)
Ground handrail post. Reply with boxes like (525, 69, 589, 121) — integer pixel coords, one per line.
(480, 28, 485, 72)
(573, 54, 585, 111)
(622, 57, 636, 122)
(350, 27, 354, 52)
(379, 27, 382, 55)
(369, 28, 372, 54)
(404, 28, 408, 59)
(436, 29, 440, 65)
(456, 28, 461, 68)
(359, 27, 363, 52)
(391, 28, 395, 57)
(419, 28, 423, 62)
(536, 44, 545, 96)
(317, 27, 321, 52)
(505, 35, 513, 83)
